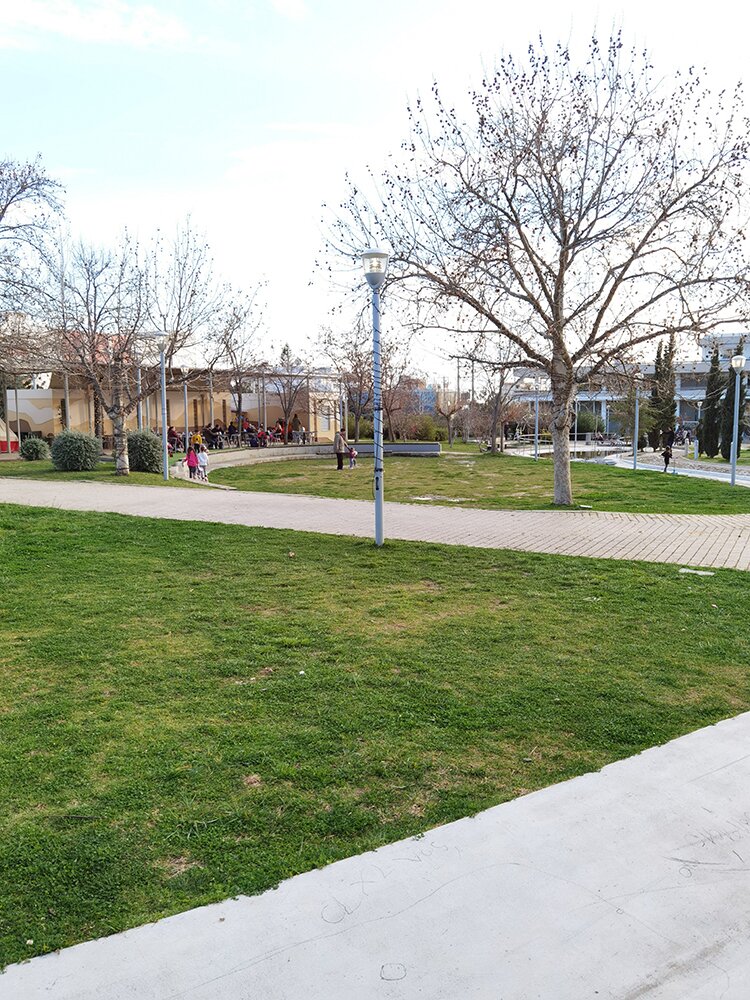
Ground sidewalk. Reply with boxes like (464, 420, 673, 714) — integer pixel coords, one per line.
(1, 477, 750, 570)
(4, 710, 750, 999)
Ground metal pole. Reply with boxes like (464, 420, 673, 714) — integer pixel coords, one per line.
(372, 287, 385, 546)
(14, 385, 21, 444)
(145, 391, 150, 431)
(63, 373, 71, 430)
(633, 387, 640, 471)
(694, 401, 702, 460)
(731, 369, 742, 487)
(534, 382, 539, 461)
(183, 379, 189, 450)
(262, 375, 267, 431)
(574, 399, 578, 459)
(208, 372, 214, 426)
(160, 350, 169, 481)
(136, 367, 142, 430)
(4, 384, 10, 453)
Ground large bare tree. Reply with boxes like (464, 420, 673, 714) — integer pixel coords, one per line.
(331, 34, 750, 504)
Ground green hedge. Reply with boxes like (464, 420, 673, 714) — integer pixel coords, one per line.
(127, 430, 163, 474)
(51, 430, 101, 471)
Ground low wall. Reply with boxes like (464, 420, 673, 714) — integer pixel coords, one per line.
(171, 441, 441, 479)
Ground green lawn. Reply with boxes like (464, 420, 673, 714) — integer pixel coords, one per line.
(0, 459, 193, 488)
(1, 504, 749, 967)
(211, 452, 750, 514)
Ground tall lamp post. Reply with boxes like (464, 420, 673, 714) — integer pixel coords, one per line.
(730, 354, 746, 487)
(361, 248, 389, 547)
(533, 378, 540, 461)
(632, 372, 642, 471)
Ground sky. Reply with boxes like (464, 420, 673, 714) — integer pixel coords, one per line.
(2, 0, 749, 382)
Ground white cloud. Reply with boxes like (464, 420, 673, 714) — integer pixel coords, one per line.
(0, 0, 192, 49)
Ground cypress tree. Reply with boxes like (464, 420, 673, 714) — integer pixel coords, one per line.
(647, 342, 663, 449)
(720, 340, 747, 460)
(700, 346, 723, 458)
(658, 333, 677, 445)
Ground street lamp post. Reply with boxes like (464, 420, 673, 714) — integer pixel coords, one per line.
(361, 248, 389, 547)
(633, 373, 642, 471)
(694, 399, 702, 461)
(141, 333, 170, 481)
(534, 378, 540, 461)
(573, 398, 579, 459)
(730, 354, 746, 487)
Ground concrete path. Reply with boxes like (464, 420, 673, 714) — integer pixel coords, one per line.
(1, 477, 750, 570)
(5, 711, 750, 999)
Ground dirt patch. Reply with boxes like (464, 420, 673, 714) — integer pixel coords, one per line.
(155, 855, 203, 878)
(242, 773, 263, 788)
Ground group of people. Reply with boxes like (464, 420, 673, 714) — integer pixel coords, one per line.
(165, 413, 314, 454)
(184, 443, 209, 481)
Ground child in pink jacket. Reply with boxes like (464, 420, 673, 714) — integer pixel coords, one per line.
(185, 445, 199, 479)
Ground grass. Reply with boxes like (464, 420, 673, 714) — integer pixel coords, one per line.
(211, 452, 750, 514)
(1, 504, 749, 967)
(0, 459, 194, 488)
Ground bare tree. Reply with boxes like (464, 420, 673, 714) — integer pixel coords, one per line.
(206, 287, 265, 432)
(379, 333, 415, 440)
(0, 158, 62, 315)
(435, 383, 462, 446)
(37, 225, 223, 474)
(331, 34, 750, 504)
(319, 321, 373, 442)
(266, 344, 309, 442)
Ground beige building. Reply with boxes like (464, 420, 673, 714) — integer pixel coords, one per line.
(4, 369, 343, 447)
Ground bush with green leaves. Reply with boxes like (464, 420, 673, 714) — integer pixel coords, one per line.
(50, 430, 101, 471)
(127, 430, 163, 473)
(19, 437, 50, 461)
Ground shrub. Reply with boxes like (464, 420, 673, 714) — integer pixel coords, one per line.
(409, 414, 441, 441)
(19, 437, 50, 461)
(127, 430, 163, 473)
(575, 411, 604, 434)
(51, 430, 101, 471)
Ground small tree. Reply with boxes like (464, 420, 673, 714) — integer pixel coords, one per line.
(700, 346, 723, 458)
(319, 323, 373, 443)
(720, 341, 746, 460)
(266, 344, 309, 442)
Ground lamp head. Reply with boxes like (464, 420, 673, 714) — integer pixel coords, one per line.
(730, 354, 746, 372)
(142, 332, 169, 353)
(361, 248, 389, 290)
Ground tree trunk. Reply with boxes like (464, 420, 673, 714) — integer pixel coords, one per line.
(94, 394, 104, 442)
(550, 373, 574, 505)
(490, 393, 501, 454)
(354, 413, 360, 443)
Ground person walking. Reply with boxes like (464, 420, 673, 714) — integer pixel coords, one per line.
(333, 427, 348, 470)
(661, 444, 672, 472)
(197, 444, 209, 482)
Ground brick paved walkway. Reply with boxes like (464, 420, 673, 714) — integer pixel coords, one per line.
(1, 478, 750, 570)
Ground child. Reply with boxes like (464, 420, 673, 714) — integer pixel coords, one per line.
(198, 444, 209, 482)
(661, 445, 672, 472)
(348, 445, 358, 469)
(185, 445, 199, 480)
